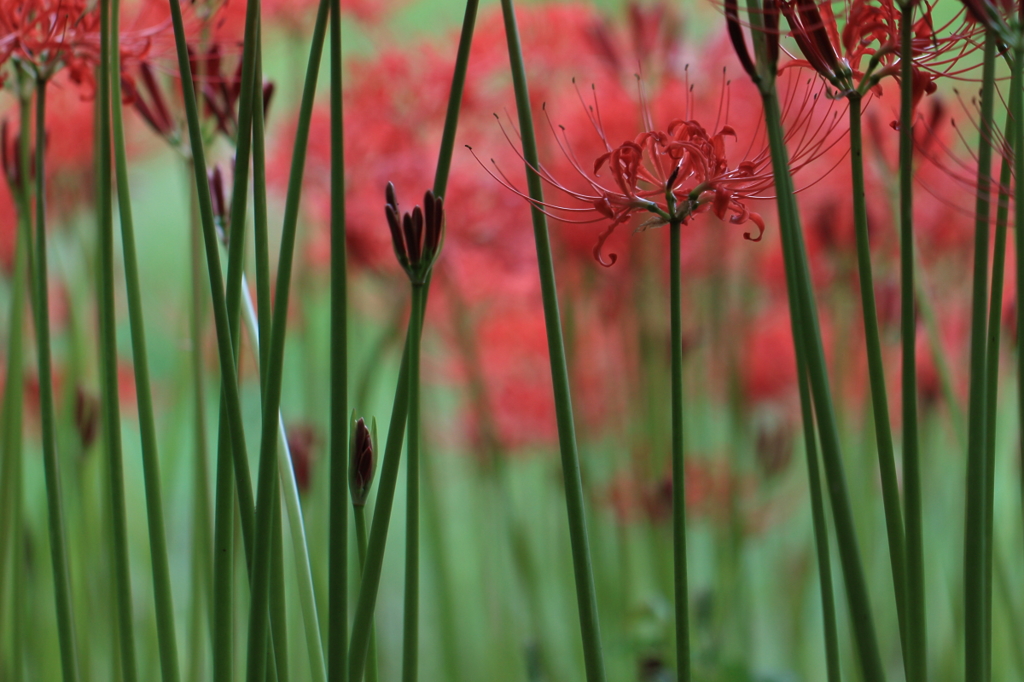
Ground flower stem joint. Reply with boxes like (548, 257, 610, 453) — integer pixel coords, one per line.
(349, 417, 376, 507)
(725, 0, 781, 89)
(385, 182, 445, 286)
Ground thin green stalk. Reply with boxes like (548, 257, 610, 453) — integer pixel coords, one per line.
(110, 0, 182, 675)
(668, 219, 691, 682)
(245, 0, 332, 679)
(353, 506, 380, 682)
(795, 320, 842, 682)
(31, 76, 81, 682)
(186, 163, 214, 682)
(963, 30, 997, 682)
(499, 2, 606, 680)
(164, 0, 253, 561)
(897, 4, 925, 680)
(432, 0, 480, 197)
(327, 0, 348, 677)
(240, 276, 328, 682)
(212, 398, 235, 682)
(270, 483, 290, 682)
(1013, 38, 1024, 590)
(97, 1, 138, 676)
(348, 343, 412, 682)
(253, 36, 272, 407)
(983, 51, 1018, 682)
(848, 91, 909, 666)
(0, 86, 33, 680)
(402, 285, 427, 682)
(761, 86, 885, 681)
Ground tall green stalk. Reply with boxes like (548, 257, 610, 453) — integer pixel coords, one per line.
(794, 323, 842, 682)
(244, 0, 332, 679)
(963, 31, 997, 682)
(186, 163, 214, 682)
(348, 347, 412, 682)
(0, 77, 33, 682)
(97, 1, 138, 677)
(499, 1, 606, 680)
(353, 506, 380, 682)
(668, 219, 691, 682)
(347, 2, 478, 676)
(1012, 36, 1024, 602)
(328, 0, 349, 677)
(847, 91, 909, 665)
(759, 83, 885, 682)
(109, 0, 183, 675)
(897, 4, 925, 680)
(402, 285, 427, 682)
(31, 76, 81, 682)
(983, 48, 1019, 682)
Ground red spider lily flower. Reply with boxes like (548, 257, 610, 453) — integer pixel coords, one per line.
(0, 0, 167, 88)
(478, 76, 845, 266)
(123, 46, 274, 147)
(778, 0, 983, 105)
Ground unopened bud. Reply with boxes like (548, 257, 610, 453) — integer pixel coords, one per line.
(349, 417, 375, 506)
(208, 165, 228, 244)
(384, 182, 445, 285)
(74, 387, 100, 451)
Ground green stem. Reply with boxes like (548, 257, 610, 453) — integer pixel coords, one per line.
(353, 506, 380, 682)
(245, 0, 331, 679)
(186, 161, 214, 682)
(669, 219, 691, 682)
(761, 86, 885, 682)
(963, 30, 997, 682)
(110, 0, 183, 675)
(253, 38, 272, 382)
(165, 0, 253, 564)
(328, 0, 348, 677)
(0, 82, 32, 682)
(1013, 38, 1024, 602)
(402, 285, 426, 682)
(983, 48, 1019, 682)
(212, 396, 235, 682)
(269, 483, 290, 682)
(31, 76, 81, 682)
(98, 0, 139, 676)
(848, 92, 909, 666)
(432, 0, 480, 197)
(499, 2, 606, 680)
(795, 317, 842, 682)
(240, 276, 328, 682)
(348, 339, 412, 682)
(897, 5, 925, 680)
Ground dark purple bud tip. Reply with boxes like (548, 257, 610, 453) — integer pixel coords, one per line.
(350, 417, 375, 506)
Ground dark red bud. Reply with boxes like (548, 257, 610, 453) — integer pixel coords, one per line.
(350, 418, 375, 506)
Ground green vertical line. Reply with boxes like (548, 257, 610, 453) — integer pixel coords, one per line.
(963, 31, 997, 682)
(109, 0, 183, 674)
(669, 219, 691, 682)
(848, 92, 909, 667)
(97, 0, 139, 676)
(499, 1, 607, 680)
(897, 3, 925, 680)
(328, 0, 349, 678)
(761, 86, 885, 681)
(401, 285, 426, 682)
(244, 0, 332, 679)
(32, 77, 82, 682)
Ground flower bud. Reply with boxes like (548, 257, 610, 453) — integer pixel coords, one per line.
(384, 182, 445, 285)
(349, 417, 375, 506)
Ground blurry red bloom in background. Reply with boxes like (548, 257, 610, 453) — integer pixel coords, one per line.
(482, 72, 844, 266)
